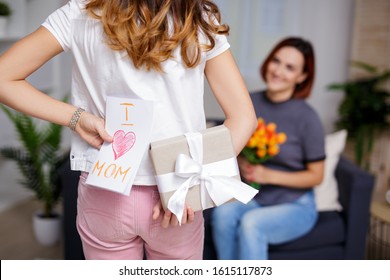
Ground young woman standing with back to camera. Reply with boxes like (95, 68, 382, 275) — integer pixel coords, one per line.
(0, 0, 257, 259)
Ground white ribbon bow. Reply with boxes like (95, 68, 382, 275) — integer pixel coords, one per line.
(167, 132, 258, 224)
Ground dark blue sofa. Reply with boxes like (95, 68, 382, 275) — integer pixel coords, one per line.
(61, 156, 374, 260)
(203, 156, 375, 260)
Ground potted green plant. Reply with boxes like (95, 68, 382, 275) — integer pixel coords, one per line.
(0, 1, 11, 16)
(0, 1, 11, 37)
(0, 103, 69, 246)
(328, 61, 390, 170)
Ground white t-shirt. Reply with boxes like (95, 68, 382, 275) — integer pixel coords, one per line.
(42, 0, 230, 185)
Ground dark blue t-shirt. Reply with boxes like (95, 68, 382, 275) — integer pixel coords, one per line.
(250, 91, 325, 205)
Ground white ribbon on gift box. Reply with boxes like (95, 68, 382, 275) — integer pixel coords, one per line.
(155, 131, 258, 224)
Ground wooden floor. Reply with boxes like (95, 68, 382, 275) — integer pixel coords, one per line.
(0, 199, 63, 260)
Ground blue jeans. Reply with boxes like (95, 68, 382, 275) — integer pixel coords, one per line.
(211, 191, 318, 260)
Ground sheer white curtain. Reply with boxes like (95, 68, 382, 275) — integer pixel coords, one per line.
(205, 0, 355, 134)
(215, 0, 302, 80)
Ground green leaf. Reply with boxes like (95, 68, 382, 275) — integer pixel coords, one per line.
(350, 60, 378, 74)
(327, 61, 390, 170)
(0, 101, 70, 217)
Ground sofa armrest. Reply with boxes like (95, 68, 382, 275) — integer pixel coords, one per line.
(59, 160, 85, 260)
(335, 156, 374, 259)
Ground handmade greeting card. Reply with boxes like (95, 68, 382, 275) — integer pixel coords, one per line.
(86, 96, 154, 195)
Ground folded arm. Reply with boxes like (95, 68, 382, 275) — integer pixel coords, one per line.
(239, 156, 325, 189)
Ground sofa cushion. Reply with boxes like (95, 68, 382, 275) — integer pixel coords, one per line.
(314, 130, 346, 211)
(269, 211, 345, 251)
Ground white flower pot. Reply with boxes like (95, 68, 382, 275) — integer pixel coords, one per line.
(0, 16, 9, 37)
(32, 211, 62, 246)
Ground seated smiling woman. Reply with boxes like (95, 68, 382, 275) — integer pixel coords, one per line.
(211, 37, 325, 260)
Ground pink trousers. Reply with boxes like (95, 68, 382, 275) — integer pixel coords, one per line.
(76, 173, 204, 260)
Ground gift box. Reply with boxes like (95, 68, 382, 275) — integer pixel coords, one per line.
(149, 125, 258, 222)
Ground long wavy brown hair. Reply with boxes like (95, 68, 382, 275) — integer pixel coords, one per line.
(85, 0, 229, 71)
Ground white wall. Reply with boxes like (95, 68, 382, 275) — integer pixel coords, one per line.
(205, 0, 355, 134)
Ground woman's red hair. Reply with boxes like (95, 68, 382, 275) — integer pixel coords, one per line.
(260, 37, 315, 99)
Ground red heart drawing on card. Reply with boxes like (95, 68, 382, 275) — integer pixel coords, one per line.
(112, 130, 136, 160)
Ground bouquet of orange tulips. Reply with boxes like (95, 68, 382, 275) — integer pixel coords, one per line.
(240, 118, 287, 189)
